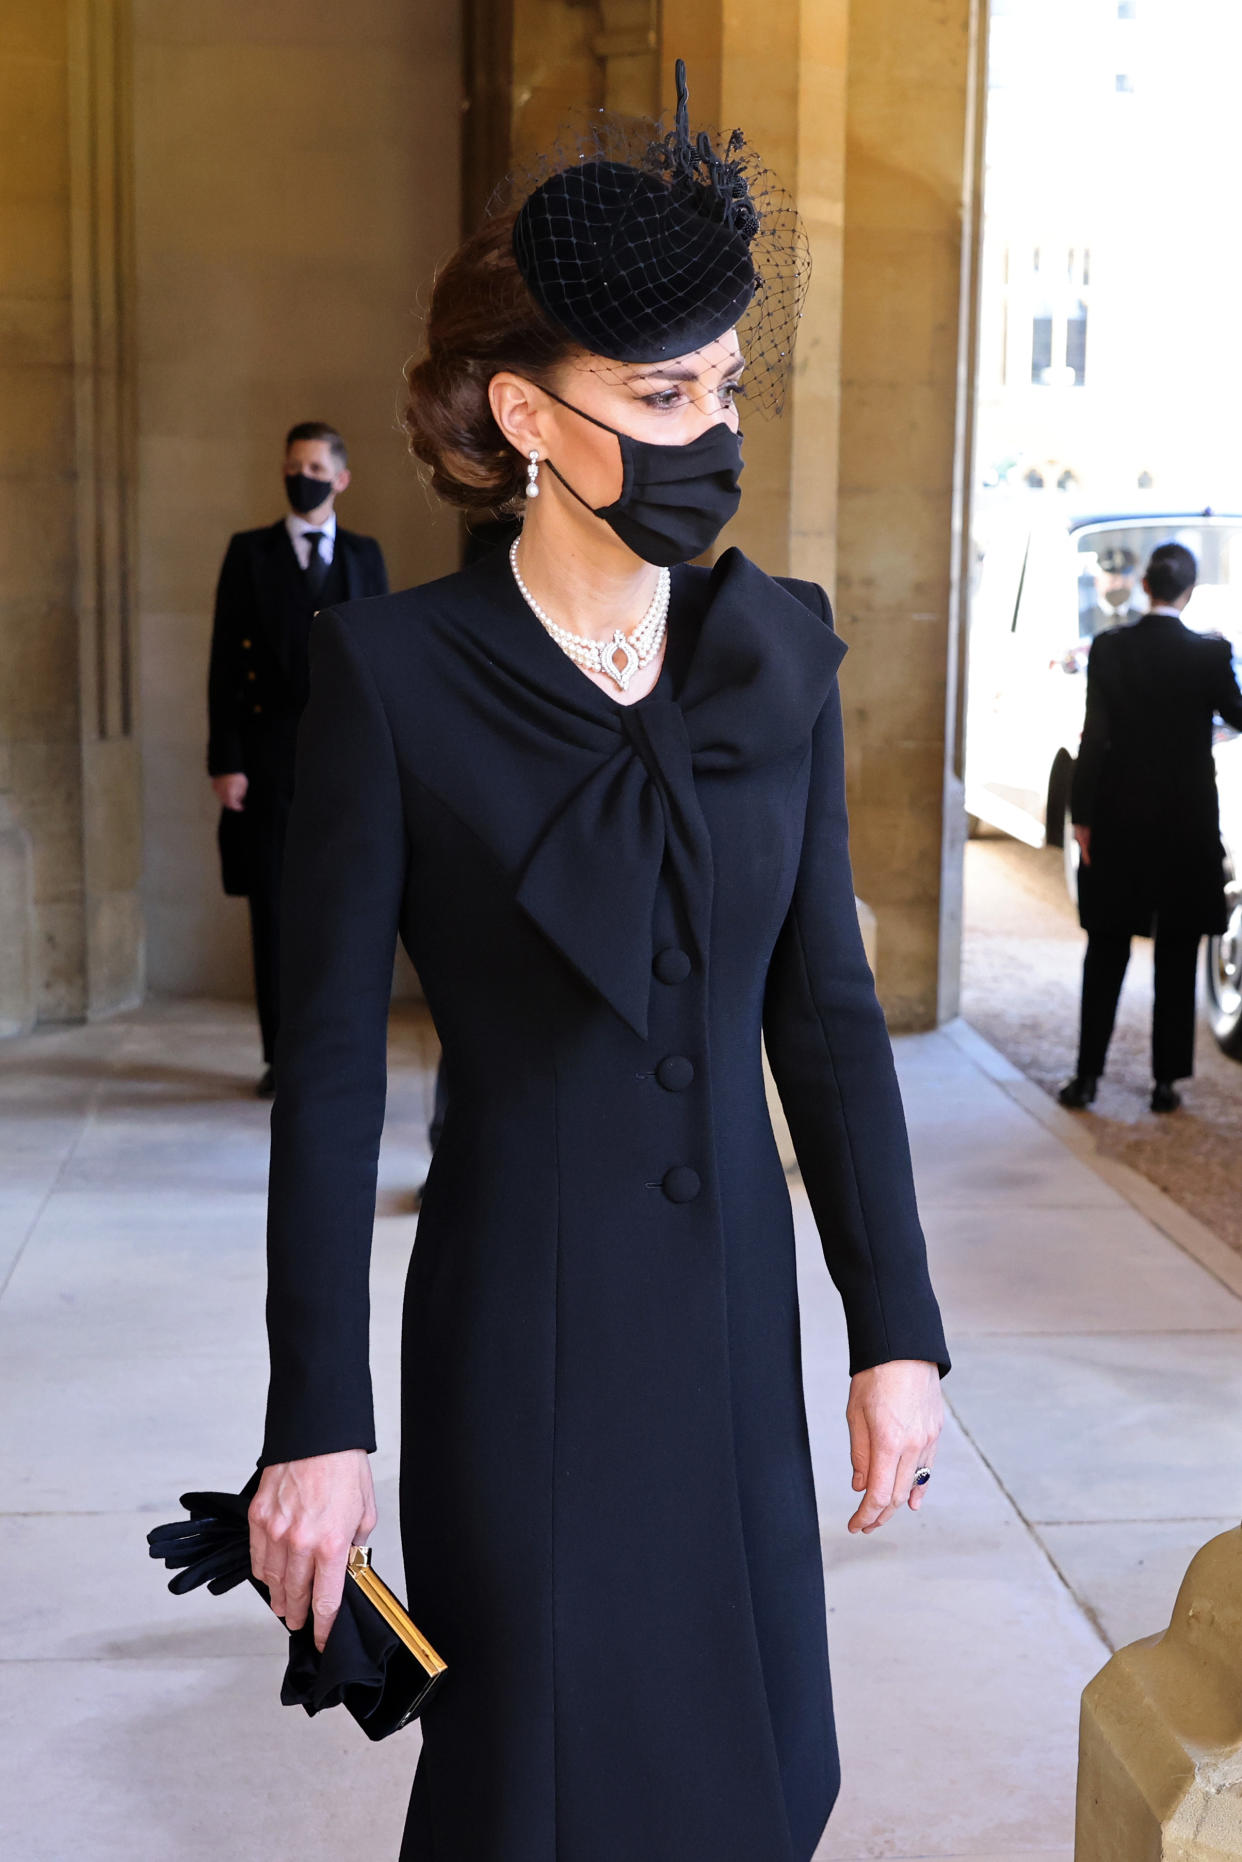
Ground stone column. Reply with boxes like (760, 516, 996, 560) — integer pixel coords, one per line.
(836, 0, 987, 1027)
(0, 0, 143, 1032)
(657, 1, 849, 594)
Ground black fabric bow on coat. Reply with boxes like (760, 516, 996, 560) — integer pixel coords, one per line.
(512, 549, 846, 1036)
(147, 1481, 442, 1740)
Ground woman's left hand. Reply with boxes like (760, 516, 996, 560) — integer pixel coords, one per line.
(845, 1359, 943, 1534)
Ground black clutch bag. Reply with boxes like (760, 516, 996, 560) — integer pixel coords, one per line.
(216, 808, 251, 898)
(147, 1481, 446, 1741)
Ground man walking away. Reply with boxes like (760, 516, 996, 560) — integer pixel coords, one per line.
(207, 421, 388, 1094)
(1060, 542, 1242, 1113)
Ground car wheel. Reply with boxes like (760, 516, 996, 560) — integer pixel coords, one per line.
(1062, 802, 1080, 903)
(1206, 876, 1242, 1059)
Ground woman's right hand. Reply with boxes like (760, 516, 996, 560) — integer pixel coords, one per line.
(248, 1449, 377, 1651)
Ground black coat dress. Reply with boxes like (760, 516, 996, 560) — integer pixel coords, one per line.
(260, 545, 949, 1862)
(1071, 612, 1242, 936)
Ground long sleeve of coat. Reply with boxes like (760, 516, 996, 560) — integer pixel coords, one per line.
(1071, 637, 1110, 827)
(207, 535, 251, 777)
(762, 659, 949, 1379)
(1210, 638, 1242, 732)
(259, 608, 407, 1466)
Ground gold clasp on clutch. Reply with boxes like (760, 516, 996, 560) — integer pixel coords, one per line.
(346, 1546, 447, 1679)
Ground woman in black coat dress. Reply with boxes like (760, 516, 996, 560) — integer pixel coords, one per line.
(248, 69, 949, 1862)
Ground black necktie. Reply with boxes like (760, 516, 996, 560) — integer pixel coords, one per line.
(303, 531, 327, 598)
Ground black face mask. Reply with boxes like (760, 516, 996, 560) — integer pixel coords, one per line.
(538, 389, 744, 567)
(284, 473, 333, 516)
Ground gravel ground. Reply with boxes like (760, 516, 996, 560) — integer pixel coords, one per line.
(961, 831, 1242, 1252)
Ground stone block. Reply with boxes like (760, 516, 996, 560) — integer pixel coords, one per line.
(857, 890, 942, 1031)
(0, 478, 76, 604)
(10, 738, 84, 905)
(0, 49, 70, 206)
(1076, 1525, 1242, 1859)
(839, 228, 965, 385)
(838, 378, 960, 497)
(0, 206, 72, 297)
(132, 0, 428, 44)
(87, 888, 144, 1018)
(0, 800, 36, 1037)
(34, 896, 86, 1024)
(0, 363, 75, 470)
(0, 596, 79, 740)
(0, 0, 68, 63)
(83, 734, 144, 1015)
(0, 291, 71, 367)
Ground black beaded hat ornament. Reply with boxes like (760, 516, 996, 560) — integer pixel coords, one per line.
(507, 59, 810, 415)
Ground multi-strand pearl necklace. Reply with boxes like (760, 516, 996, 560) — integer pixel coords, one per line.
(509, 538, 670, 693)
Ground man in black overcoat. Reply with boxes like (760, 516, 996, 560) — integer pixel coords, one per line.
(207, 420, 388, 1093)
(1061, 542, 1242, 1112)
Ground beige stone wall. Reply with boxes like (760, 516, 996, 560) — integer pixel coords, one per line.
(2, 0, 980, 1028)
(657, 1, 849, 591)
(0, 6, 78, 1025)
(0, 0, 142, 1029)
(499, 1, 982, 1029)
(131, 0, 463, 998)
(836, 0, 986, 1028)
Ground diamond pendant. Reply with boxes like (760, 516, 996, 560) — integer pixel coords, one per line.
(601, 630, 638, 691)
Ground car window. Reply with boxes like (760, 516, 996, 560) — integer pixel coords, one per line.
(1073, 520, 1242, 649)
(1012, 522, 1079, 654)
(969, 523, 1028, 641)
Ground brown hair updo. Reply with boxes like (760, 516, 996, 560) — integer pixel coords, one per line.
(404, 209, 577, 510)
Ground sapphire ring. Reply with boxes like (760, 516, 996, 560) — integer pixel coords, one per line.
(913, 1467, 933, 1488)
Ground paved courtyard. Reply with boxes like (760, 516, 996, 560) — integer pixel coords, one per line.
(3, 999, 1242, 1859)
(964, 832, 1242, 1252)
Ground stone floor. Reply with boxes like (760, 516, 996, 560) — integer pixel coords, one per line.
(3, 1000, 1242, 1860)
(963, 831, 1242, 1252)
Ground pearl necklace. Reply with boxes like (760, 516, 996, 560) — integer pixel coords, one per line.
(509, 538, 670, 693)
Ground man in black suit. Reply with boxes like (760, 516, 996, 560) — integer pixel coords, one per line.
(208, 421, 388, 1094)
(1061, 542, 1242, 1112)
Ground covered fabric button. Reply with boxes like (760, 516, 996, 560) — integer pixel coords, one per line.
(656, 1055, 695, 1092)
(653, 946, 692, 984)
(662, 1166, 701, 1204)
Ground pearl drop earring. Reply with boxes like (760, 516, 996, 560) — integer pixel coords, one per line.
(526, 451, 541, 498)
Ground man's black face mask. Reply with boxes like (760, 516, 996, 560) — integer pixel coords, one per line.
(537, 389, 744, 568)
(285, 473, 333, 516)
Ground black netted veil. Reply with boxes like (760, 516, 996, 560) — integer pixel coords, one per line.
(506, 60, 810, 415)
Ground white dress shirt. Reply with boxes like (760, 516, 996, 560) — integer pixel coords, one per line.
(285, 508, 337, 570)
(1148, 604, 1185, 619)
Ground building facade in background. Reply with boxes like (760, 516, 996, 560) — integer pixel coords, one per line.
(977, 0, 1242, 505)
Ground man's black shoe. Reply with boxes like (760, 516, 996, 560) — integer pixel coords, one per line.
(256, 1066, 276, 1099)
(1057, 1075, 1098, 1109)
(1150, 1081, 1182, 1114)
